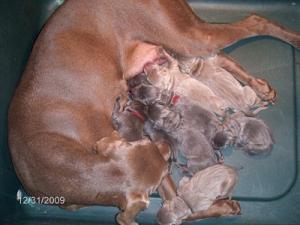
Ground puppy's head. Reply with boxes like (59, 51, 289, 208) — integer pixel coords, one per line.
(125, 99, 147, 115)
(232, 116, 274, 155)
(130, 83, 162, 105)
(144, 49, 178, 89)
(147, 103, 181, 132)
(127, 73, 149, 89)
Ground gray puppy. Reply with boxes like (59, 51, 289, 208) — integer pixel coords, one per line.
(128, 73, 172, 105)
(130, 78, 274, 162)
(111, 96, 147, 142)
(157, 164, 240, 225)
(216, 112, 274, 155)
(146, 98, 221, 174)
(128, 74, 220, 174)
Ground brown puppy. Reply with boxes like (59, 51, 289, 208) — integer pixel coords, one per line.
(157, 164, 240, 225)
(8, 0, 300, 224)
(92, 131, 169, 225)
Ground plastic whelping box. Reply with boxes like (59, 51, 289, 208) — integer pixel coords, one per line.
(0, 1, 299, 224)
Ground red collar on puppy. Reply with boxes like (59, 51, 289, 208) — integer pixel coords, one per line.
(131, 110, 145, 123)
(171, 94, 180, 105)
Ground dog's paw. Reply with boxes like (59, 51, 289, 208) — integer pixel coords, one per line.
(226, 200, 241, 215)
(249, 78, 277, 103)
(117, 213, 139, 225)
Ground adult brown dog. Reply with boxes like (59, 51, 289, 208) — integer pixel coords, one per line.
(8, 0, 300, 224)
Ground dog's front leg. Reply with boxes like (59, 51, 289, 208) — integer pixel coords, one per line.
(185, 199, 241, 221)
(157, 175, 177, 202)
(155, 142, 177, 202)
(117, 192, 149, 225)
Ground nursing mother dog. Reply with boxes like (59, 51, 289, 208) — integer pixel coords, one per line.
(8, 0, 300, 224)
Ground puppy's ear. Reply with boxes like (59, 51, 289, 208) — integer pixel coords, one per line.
(213, 132, 228, 149)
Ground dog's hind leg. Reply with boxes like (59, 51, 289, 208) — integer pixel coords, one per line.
(187, 53, 276, 103)
(215, 53, 277, 103)
(151, 2, 300, 56)
(201, 14, 300, 52)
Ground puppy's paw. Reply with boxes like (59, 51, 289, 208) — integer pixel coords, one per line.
(214, 199, 241, 216)
(249, 78, 277, 103)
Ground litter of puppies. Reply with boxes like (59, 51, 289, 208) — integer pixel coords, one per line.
(113, 48, 275, 224)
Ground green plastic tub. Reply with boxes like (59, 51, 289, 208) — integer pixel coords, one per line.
(1, 1, 299, 224)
